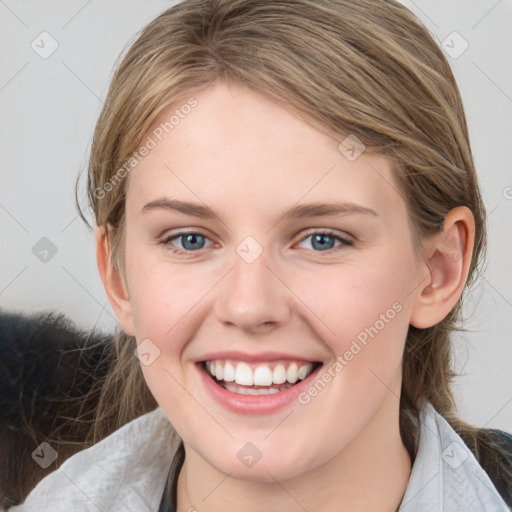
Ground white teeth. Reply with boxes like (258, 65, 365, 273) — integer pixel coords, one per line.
(215, 361, 223, 380)
(223, 361, 235, 382)
(205, 360, 316, 388)
(224, 383, 284, 395)
(287, 363, 298, 384)
(272, 364, 287, 384)
(253, 366, 273, 386)
(234, 362, 253, 386)
(298, 363, 311, 380)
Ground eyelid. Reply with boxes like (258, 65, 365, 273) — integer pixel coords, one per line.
(297, 228, 354, 245)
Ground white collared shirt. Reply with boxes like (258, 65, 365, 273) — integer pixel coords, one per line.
(9, 402, 510, 511)
(399, 402, 509, 511)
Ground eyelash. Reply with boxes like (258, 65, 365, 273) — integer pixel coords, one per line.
(159, 229, 353, 256)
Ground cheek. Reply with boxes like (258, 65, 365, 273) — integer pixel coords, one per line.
(292, 256, 415, 399)
(125, 247, 214, 339)
(290, 263, 412, 440)
(300, 258, 412, 341)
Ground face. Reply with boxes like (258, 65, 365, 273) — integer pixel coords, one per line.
(117, 81, 425, 482)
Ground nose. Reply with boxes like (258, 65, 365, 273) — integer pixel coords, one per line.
(213, 246, 292, 334)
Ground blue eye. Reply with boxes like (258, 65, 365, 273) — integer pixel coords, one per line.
(297, 230, 353, 252)
(162, 232, 211, 253)
(161, 229, 352, 255)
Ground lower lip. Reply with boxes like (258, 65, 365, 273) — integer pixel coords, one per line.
(197, 363, 323, 415)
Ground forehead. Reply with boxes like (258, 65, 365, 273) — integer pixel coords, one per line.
(126, 82, 404, 224)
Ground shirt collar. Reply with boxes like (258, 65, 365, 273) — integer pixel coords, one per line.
(15, 403, 509, 512)
(398, 401, 509, 511)
(159, 401, 510, 511)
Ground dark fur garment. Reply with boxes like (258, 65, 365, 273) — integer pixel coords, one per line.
(0, 309, 114, 509)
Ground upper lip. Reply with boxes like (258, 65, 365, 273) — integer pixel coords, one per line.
(196, 350, 321, 363)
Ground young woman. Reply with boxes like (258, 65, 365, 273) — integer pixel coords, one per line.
(11, 0, 512, 511)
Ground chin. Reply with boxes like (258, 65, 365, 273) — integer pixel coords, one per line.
(199, 441, 320, 483)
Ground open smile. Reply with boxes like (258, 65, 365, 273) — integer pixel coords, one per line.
(196, 355, 324, 414)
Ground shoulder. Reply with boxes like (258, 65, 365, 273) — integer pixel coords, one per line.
(8, 407, 177, 512)
(399, 402, 511, 511)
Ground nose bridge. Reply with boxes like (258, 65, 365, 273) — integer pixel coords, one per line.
(213, 235, 291, 331)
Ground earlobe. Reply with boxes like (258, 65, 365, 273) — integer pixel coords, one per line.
(95, 224, 136, 336)
(410, 206, 475, 329)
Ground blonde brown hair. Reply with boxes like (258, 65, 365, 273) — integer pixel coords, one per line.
(77, 0, 510, 495)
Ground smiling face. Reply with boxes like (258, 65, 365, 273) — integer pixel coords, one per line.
(110, 80, 427, 482)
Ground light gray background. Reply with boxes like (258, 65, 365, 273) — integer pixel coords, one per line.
(0, 0, 511, 431)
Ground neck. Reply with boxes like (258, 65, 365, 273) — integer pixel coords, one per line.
(177, 392, 411, 512)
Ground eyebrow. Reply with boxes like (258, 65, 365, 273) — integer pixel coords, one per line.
(141, 198, 379, 219)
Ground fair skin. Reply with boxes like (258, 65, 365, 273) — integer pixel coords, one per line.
(96, 80, 475, 512)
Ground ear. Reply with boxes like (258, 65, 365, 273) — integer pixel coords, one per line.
(410, 206, 476, 329)
(95, 224, 136, 336)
